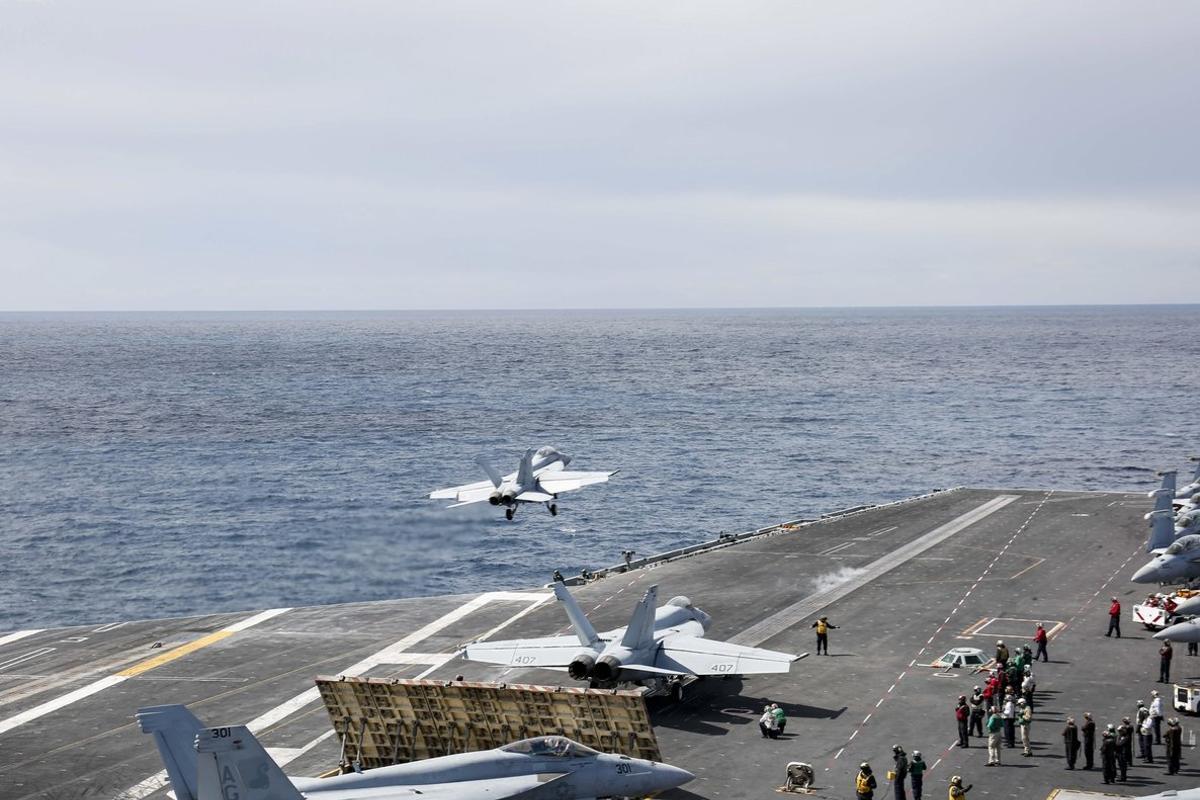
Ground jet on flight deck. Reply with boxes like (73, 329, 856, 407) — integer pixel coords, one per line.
(137, 704, 692, 800)
(463, 579, 803, 699)
(429, 446, 616, 520)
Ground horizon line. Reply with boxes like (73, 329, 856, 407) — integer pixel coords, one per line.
(3, 301, 1199, 315)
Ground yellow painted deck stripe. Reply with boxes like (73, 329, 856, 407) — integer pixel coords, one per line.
(117, 630, 236, 677)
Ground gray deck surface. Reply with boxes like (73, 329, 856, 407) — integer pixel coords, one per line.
(1, 487, 1194, 800)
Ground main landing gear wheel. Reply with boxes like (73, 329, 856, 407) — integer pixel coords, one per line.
(505, 508, 514, 520)
(549, 503, 558, 516)
(671, 681, 684, 703)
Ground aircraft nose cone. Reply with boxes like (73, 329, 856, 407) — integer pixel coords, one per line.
(1158, 620, 1200, 642)
(649, 764, 695, 791)
(1132, 562, 1159, 583)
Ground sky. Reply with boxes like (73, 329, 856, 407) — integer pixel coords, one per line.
(2, 2, 1199, 310)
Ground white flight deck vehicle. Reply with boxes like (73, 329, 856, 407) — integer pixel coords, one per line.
(138, 705, 693, 800)
(464, 580, 803, 700)
(430, 446, 616, 520)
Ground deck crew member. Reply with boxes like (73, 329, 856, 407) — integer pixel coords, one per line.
(947, 775, 971, 800)
(1062, 717, 1080, 769)
(909, 750, 925, 800)
(1135, 701, 1149, 759)
(811, 616, 837, 655)
(1001, 695, 1016, 748)
(1081, 713, 1096, 769)
(955, 696, 970, 748)
(1033, 622, 1049, 662)
(891, 744, 909, 800)
(1139, 713, 1155, 764)
(1117, 717, 1133, 767)
(771, 703, 786, 735)
(759, 705, 778, 739)
(985, 708, 1003, 766)
(1166, 718, 1182, 775)
(1106, 597, 1121, 637)
(968, 688, 985, 738)
(1084, 714, 1094, 767)
(1159, 640, 1174, 684)
(1150, 690, 1165, 744)
(856, 763, 877, 800)
(1101, 730, 1117, 784)
(995, 640, 1009, 667)
(1018, 698, 1033, 756)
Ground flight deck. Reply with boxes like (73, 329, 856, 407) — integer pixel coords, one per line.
(1, 487, 1194, 800)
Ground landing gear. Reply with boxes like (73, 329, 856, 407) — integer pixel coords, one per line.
(505, 508, 515, 521)
(549, 503, 558, 516)
(670, 679, 684, 703)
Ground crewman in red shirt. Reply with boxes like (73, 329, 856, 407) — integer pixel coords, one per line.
(1033, 622, 1049, 662)
(1107, 597, 1122, 638)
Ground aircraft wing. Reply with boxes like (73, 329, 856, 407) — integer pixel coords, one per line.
(430, 470, 520, 500)
(537, 470, 618, 495)
(293, 773, 572, 799)
(655, 635, 799, 676)
(463, 636, 597, 668)
(430, 479, 493, 500)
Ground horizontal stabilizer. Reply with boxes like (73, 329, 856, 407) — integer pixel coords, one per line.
(463, 636, 596, 668)
(516, 491, 554, 502)
(622, 663, 689, 675)
(538, 470, 618, 495)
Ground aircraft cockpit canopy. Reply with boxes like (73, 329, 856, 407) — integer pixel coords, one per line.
(501, 736, 599, 758)
(1164, 537, 1200, 556)
(666, 596, 692, 608)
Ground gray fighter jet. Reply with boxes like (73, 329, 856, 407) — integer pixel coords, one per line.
(429, 446, 616, 520)
(463, 580, 802, 698)
(1132, 533, 1200, 584)
(138, 704, 692, 800)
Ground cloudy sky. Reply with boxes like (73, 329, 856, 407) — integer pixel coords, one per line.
(3, 2, 1198, 310)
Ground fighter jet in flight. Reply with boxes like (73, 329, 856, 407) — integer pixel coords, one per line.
(429, 446, 616, 520)
(137, 704, 692, 800)
(463, 580, 803, 699)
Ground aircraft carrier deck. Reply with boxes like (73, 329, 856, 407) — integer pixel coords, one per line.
(2, 487, 1196, 800)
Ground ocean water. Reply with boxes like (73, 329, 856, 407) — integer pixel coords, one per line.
(2, 306, 1198, 631)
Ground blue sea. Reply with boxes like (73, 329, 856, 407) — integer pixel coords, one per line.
(2, 307, 1198, 631)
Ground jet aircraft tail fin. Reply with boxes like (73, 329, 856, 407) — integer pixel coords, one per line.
(1148, 509, 1177, 553)
(136, 704, 205, 800)
(554, 580, 600, 646)
(619, 585, 659, 650)
(516, 448, 537, 488)
(195, 726, 304, 800)
(1149, 471, 1178, 518)
(476, 455, 504, 488)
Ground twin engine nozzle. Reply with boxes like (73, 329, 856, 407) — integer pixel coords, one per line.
(569, 653, 621, 682)
(488, 491, 517, 506)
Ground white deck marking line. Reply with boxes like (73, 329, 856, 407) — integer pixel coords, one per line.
(0, 608, 289, 738)
(863, 713, 871, 724)
(849, 730, 857, 740)
(115, 591, 552, 800)
(92, 621, 129, 633)
(0, 630, 44, 648)
(0, 648, 56, 672)
(818, 541, 856, 556)
(876, 698, 884, 707)
(835, 747, 844, 759)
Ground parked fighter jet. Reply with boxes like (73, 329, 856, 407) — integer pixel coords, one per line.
(463, 580, 802, 699)
(1156, 617, 1200, 643)
(429, 446, 616, 520)
(1133, 534, 1200, 584)
(137, 704, 692, 800)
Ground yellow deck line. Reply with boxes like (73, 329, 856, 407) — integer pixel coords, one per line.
(117, 630, 236, 677)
